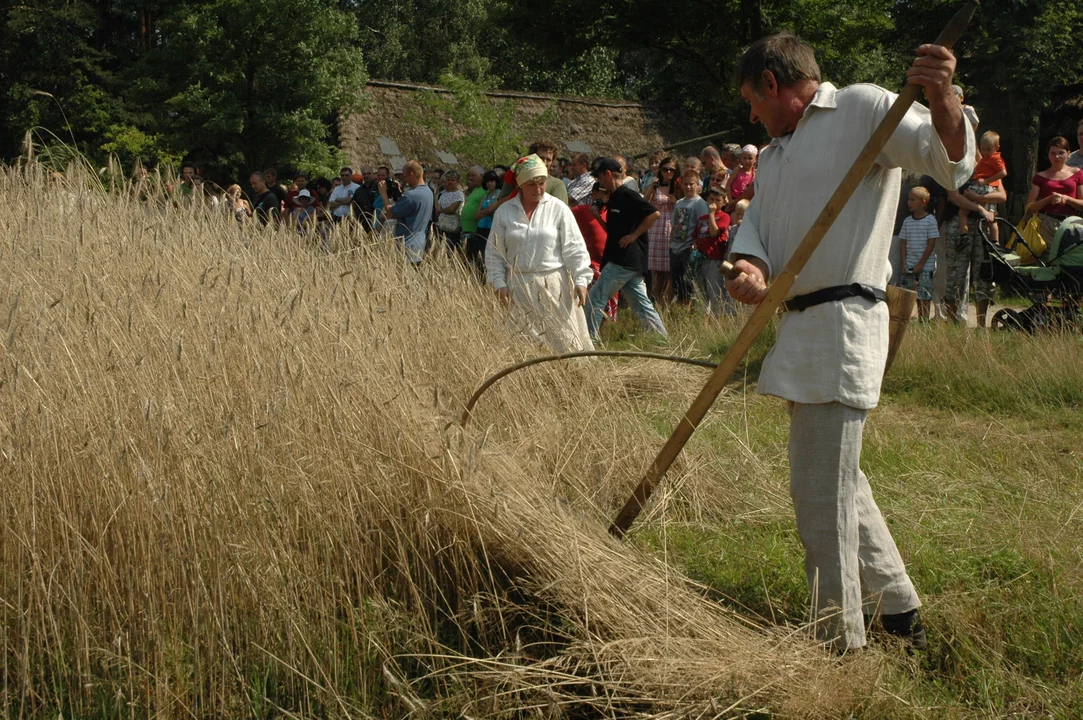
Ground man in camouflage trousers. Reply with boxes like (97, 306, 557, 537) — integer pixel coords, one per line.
(943, 186, 1004, 327)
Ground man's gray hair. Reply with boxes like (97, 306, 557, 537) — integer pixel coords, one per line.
(469, 165, 485, 175)
(735, 32, 821, 93)
(722, 143, 741, 156)
(701, 145, 721, 160)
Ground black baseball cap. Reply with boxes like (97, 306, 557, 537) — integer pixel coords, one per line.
(591, 158, 622, 177)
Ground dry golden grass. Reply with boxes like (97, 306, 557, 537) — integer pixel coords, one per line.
(0, 165, 914, 718)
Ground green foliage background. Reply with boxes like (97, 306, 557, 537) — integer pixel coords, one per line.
(0, 0, 367, 182)
(0, 0, 1080, 189)
(406, 73, 559, 167)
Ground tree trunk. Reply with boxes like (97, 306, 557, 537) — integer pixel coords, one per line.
(94, 0, 109, 51)
(1006, 89, 1039, 220)
(140, 10, 150, 53)
(740, 0, 762, 43)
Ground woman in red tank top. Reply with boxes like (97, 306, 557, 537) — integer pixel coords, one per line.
(1026, 136, 1083, 242)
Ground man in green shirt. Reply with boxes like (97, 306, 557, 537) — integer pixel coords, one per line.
(460, 165, 488, 274)
(497, 140, 569, 205)
(460, 166, 486, 235)
(176, 161, 196, 201)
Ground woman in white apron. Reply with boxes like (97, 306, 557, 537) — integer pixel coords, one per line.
(485, 154, 594, 353)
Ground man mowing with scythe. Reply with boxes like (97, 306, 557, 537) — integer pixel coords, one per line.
(725, 34, 975, 652)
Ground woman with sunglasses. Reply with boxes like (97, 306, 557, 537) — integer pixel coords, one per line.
(643, 157, 679, 304)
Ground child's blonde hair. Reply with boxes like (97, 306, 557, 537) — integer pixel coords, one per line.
(980, 130, 1000, 147)
(734, 199, 750, 213)
(680, 169, 702, 183)
(909, 186, 931, 203)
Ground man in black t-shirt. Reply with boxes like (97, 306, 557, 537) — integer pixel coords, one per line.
(249, 171, 280, 225)
(584, 158, 668, 341)
(264, 167, 287, 208)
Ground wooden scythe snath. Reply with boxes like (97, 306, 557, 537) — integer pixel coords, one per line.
(608, 1, 980, 539)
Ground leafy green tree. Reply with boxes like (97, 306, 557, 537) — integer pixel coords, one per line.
(407, 73, 558, 167)
(130, 0, 368, 180)
(771, 0, 903, 89)
(2, 0, 1080, 195)
(491, 0, 904, 144)
(351, 0, 497, 84)
(0, 0, 126, 160)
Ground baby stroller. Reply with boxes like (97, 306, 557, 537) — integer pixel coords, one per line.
(977, 215, 1083, 332)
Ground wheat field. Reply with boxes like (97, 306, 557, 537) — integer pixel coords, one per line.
(1, 164, 926, 718)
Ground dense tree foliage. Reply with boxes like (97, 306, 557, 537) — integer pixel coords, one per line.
(0, 0, 1080, 189)
(0, 0, 366, 181)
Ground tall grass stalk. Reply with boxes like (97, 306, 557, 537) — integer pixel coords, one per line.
(1, 164, 900, 718)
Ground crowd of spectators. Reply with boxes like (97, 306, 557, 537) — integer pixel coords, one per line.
(152, 138, 759, 350)
(890, 97, 1083, 328)
(152, 105, 1083, 348)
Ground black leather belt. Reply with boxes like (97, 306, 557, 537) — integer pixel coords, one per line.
(781, 283, 887, 313)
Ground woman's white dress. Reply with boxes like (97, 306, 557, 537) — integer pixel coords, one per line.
(486, 194, 595, 352)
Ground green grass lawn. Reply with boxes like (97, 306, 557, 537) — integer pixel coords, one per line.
(610, 308, 1083, 718)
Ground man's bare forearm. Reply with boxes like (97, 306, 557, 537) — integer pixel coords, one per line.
(632, 212, 659, 239)
(928, 93, 967, 162)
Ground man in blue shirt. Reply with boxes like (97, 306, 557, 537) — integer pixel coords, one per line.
(378, 160, 434, 264)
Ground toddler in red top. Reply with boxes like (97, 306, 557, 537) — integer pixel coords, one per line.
(960, 131, 1007, 237)
(691, 188, 734, 317)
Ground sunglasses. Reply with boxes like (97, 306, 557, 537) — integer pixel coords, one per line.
(660, 167, 676, 172)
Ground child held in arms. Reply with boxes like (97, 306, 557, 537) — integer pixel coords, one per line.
(670, 170, 710, 307)
(960, 131, 1007, 242)
(897, 186, 939, 322)
(725, 145, 757, 211)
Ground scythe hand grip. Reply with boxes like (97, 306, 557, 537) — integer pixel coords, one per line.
(608, 0, 978, 539)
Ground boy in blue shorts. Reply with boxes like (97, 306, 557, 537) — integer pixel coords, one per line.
(897, 186, 939, 321)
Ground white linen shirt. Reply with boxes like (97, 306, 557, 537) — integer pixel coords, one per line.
(486, 193, 594, 290)
(729, 82, 975, 409)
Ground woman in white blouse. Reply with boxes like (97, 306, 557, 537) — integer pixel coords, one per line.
(486, 154, 594, 352)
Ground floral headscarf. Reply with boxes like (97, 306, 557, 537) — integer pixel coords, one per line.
(511, 154, 548, 186)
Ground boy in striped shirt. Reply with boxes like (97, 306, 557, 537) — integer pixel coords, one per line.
(897, 186, 939, 321)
